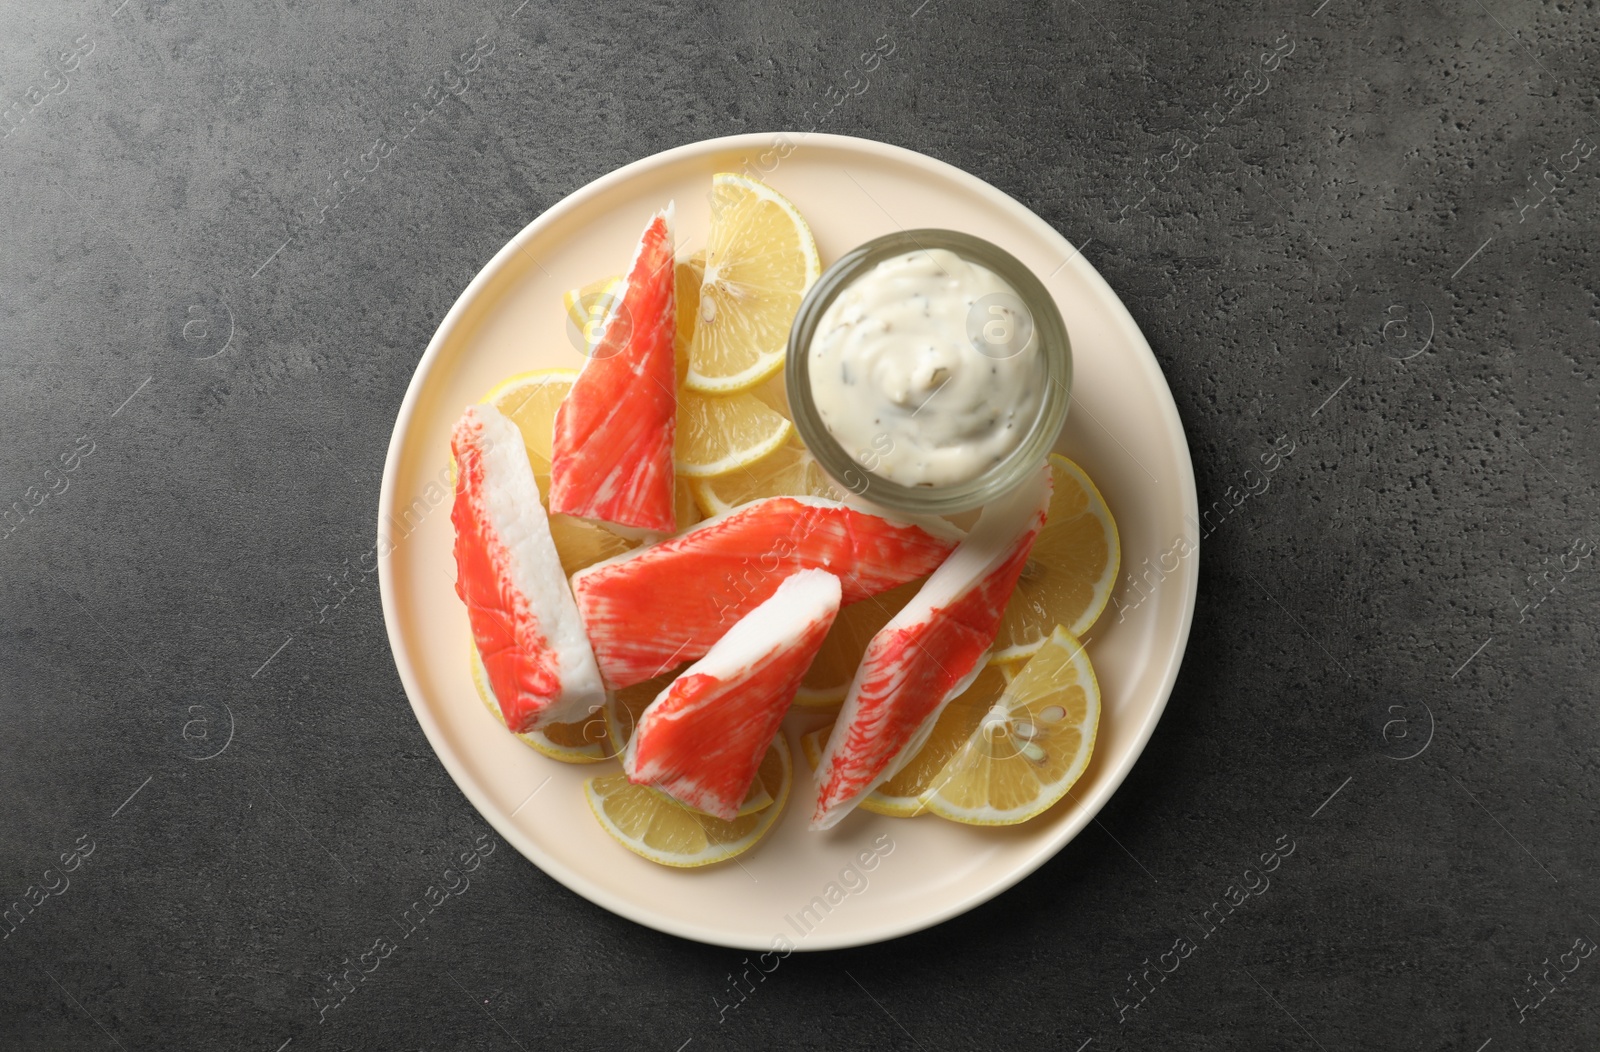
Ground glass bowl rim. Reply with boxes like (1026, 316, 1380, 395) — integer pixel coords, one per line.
(784, 228, 1072, 516)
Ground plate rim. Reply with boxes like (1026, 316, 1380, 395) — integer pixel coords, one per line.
(377, 131, 1199, 950)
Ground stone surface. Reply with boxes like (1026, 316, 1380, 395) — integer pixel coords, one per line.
(2, 0, 1598, 1048)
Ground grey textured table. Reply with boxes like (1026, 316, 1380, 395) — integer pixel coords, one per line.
(3, 0, 1597, 1048)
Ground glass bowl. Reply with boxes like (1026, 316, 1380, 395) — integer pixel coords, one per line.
(785, 229, 1072, 517)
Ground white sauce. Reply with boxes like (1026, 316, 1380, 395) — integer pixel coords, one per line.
(807, 248, 1044, 488)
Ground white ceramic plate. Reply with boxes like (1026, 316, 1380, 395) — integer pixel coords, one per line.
(378, 133, 1198, 950)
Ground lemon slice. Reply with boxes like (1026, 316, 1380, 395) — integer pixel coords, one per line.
(752, 374, 792, 419)
(925, 627, 1099, 825)
(684, 174, 820, 393)
(798, 665, 1008, 816)
(672, 240, 791, 479)
(675, 254, 704, 368)
(469, 638, 610, 763)
(690, 440, 841, 517)
(672, 475, 701, 532)
(793, 578, 923, 707)
(990, 455, 1120, 663)
(675, 389, 793, 478)
(585, 735, 791, 867)
(481, 369, 575, 474)
(479, 370, 639, 574)
(547, 514, 638, 576)
(798, 727, 829, 763)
